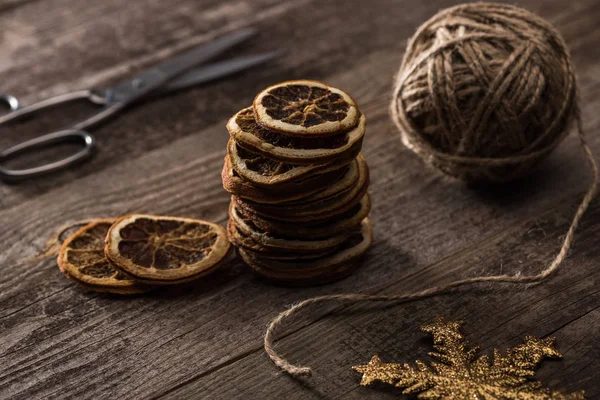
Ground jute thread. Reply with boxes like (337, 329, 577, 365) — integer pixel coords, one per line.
(263, 3, 599, 377)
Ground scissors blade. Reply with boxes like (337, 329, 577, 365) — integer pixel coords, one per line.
(105, 28, 258, 105)
(154, 28, 257, 78)
(161, 50, 283, 94)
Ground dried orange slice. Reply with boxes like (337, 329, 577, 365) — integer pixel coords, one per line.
(229, 202, 350, 252)
(227, 139, 352, 187)
(227, 108, 365, 165)
(236, 194, 371, 239)
(222, 155, 348, 204)
(57, 219, 151, 294)
(239, 218, 373, 285)
(281, 153, 366, 205)
(226, 219, 338, 260)
(105, 215, 230, 284)
(253, 80, 360, 135)
(235, 155, 370, 222)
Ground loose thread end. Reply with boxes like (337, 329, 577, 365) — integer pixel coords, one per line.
(272, 357, 313, 377)
(286, 366, 312, 377)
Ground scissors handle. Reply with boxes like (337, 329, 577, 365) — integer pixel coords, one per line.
(0, 94, 20, 113)
(0, 89, 105, 125)
(0, 90, 103, 181)
(0, 129, 95, 181)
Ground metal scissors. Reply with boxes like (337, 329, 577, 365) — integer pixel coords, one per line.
(0, 28, 281, 181)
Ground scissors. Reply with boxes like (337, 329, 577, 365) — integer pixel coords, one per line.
(0, 28, 281, 181)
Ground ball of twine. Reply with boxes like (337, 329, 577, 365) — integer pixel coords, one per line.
(391, 2, 577, 182)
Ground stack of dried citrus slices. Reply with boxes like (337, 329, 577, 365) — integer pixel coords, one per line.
(223, 80, 372, 285)
(57, 215, 231, 293)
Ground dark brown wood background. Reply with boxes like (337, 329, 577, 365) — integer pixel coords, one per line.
(1, 0, 599, 398)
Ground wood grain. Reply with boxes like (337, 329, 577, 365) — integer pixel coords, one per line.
(0, 0, 599, 399)
(161, 197, 600, 399)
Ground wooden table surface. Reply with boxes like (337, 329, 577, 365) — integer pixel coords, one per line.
(1, 0, 599, 398)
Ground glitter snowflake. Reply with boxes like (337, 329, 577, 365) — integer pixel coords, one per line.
(353, 318, 585, 399)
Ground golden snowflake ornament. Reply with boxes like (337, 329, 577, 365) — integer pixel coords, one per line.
(353, 318, 585, 399)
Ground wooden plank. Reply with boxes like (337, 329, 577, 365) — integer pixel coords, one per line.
(1, 57, 599, 398)
(0, 0, 39, 13)
(0, 0, 380, 209)
(160, 197, 600, 399)
(1, 0, 600, 398)
(2, 0, 599, 264)
(0, 0, 283, 93)
(0, 0, 299, 209)
(3, 0, 595, 211)
(1, 42, 598, 290)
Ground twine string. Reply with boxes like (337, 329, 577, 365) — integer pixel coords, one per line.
(264, 118, 597, 376)
(264, 3, 599, 377)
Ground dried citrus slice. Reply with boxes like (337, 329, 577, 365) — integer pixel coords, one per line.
(236, 194, 371, 239)
(105, 215, 230, 284)
(280, 153, 366, 205)
(222, 155, 348, 204)
(239, 218, 373, 285)
(253, 80, 360, 135)
(57, 219, 152, 294)
(229, 202, 350, 252)
(227, 139, 353, 187)
(227, 108, 365, 165)
(226, 219, 338, 260)
(235, 155, 369, 222)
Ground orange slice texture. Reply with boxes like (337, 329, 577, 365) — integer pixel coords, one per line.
(227, 139, 337, 187)
(105, 215, 231, 284)
(57, 219, 152, 294)
(253, 80, 360, 135)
